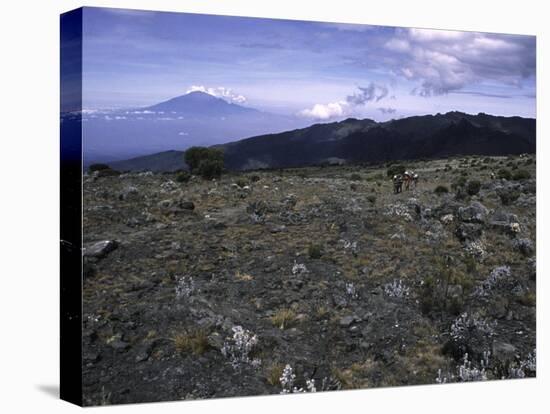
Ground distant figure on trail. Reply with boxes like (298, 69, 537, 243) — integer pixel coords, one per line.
(490, 171, 496, 180)
(393, 174, 403, 194)
(403, 170, 419, 190)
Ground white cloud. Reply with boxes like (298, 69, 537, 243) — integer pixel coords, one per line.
(186, 85, 247, 104)
(299, 83, 393, 120)
(299, 101, 349, 120)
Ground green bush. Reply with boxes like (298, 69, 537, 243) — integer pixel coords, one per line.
(197, 158, 223, 180)
(89, 163, 110, 172)
(366, 195, 377, 204)
(512, 169, 531, 180)
(466, 180, 481, 196)
(249, 175, 261, 182)
(386, 164, 406, 177)
(434, 185, 449, 195)
(350, 173, 362, 181)
(175, 171, 191, 183)
(497, 168, 512, 180)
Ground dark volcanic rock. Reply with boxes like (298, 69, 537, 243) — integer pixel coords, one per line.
(84, 240, 118, 258)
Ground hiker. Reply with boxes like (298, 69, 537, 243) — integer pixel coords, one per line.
(393, 174, 403, 194)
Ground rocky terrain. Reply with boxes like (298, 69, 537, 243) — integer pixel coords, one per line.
(82, 154, 536, 405)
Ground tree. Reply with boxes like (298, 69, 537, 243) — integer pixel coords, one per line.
(184, 146, 224, 178)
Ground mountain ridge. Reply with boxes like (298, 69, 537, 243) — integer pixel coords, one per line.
(106, 111, 535, 172)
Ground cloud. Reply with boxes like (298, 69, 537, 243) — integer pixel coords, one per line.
(384, 28, 536, 96)
(377, 107, 397, 114)
(186, 85, 247, 104)
(299, 101, 349, 120)
(300, 84, 391, 120)
(346, 82, 389, 105)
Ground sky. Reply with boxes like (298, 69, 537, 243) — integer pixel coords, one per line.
(81, 7, 536, 121)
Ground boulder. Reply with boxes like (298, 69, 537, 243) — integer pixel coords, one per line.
(84, 240, 118, 259)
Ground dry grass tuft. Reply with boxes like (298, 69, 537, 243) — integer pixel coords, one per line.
(270, 308, 297, 330)
(173, 329, 210, 355)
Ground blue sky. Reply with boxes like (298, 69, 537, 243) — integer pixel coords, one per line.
(82, 7, 536, 121)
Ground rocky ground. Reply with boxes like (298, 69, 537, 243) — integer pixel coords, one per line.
(82, 155, 536, 406)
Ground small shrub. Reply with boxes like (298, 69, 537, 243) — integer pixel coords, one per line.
(175, 171, 191, 183)
(466, 180, 481, 196)
(366, 195, 377, 204)
(512, 169, 531, 180)
(499, 189, 520, 205)
(384, 279, 410, 298)
(497, 168, 512, 180)
(350, 173, 362, 181)
(221, 326, 260, 369)
(308, 243, 323, 259)
(270, 308, 297, 330)
(434, 185, 449, 195)
(250, 174, 261, 182)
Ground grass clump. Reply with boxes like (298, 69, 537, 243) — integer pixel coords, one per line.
(265, 362, 285, 386)
(270, 308, 297, 330)
(173, 329, 210, 355)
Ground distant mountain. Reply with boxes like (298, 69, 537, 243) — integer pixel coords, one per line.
(144, 91, 259, 116)
(220, 112, 535, 170)
(79, 91, 310, 164)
